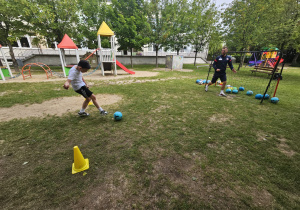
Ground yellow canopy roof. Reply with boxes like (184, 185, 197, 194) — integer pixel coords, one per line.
(97, 21, 114, 36)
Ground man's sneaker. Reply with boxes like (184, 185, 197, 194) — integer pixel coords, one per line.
(219, 92, 227, 97)
(205, 85, 208, 92)
(78, 111, 89, 116)
(100, 110, 108, 115)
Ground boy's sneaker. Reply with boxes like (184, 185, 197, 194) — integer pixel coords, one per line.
(205, 85, 208, 92)
(100, 110, 108, 115)
(219, 92, 227, 97)
(78, 111, 89, 116)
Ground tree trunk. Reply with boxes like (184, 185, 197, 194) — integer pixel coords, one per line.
(194, 50, 198, 66)
(240, 52, 246, 68)
(292, 53, 299, 65)
(155, 45, 158, 68)
(130, 48, 133, 68)
(177, 49, 179, 55)
(7, 41, 19, 72)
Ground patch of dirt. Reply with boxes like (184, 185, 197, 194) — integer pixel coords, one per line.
(257, 132, 272, 142)
(153, 68, 193, 72)
(108, 76, 190, 85)
(73, 168, 146, 209)
(209, 113, 233, 123)
(0, 70, 159, 83)
(278, 138, 295, 157)
(0, 94, 122, 122)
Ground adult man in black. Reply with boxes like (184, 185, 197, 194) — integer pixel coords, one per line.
(205, 46, 237, 96)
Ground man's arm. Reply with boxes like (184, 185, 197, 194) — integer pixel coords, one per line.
(213, 57, 221, 72)
(228, 57, 237, 73)
(213, 57, 218, 71)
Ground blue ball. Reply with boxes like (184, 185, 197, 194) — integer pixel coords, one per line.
(232, 89, 238, 94)
(202, 80, 206, 84)
(239, 87, 245, 91)
(263, 94, 270, 99)
(226, 89, 232, 93)
(271, 97, 279, 103)
(207, 80, 211, 83)
(114, 111, 123, 121)
(196, 79, 201, 84)
(255, 94, 263, 99)
(246, 90, 253, 95)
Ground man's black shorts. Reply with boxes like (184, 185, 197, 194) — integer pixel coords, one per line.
(211, 73, 227, 84)
(75, 86, 93, 98)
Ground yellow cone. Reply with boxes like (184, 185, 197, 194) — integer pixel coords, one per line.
(88, 101, 94, 106)
(72, 146, 89, 174)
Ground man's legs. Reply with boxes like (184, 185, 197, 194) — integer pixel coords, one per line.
(205, 74, 218, 92)
(219, 74, 227, 96)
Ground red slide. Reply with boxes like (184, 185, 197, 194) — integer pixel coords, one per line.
(116, 60, 135, 74)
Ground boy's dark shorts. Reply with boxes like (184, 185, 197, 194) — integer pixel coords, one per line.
(211, 73, 227, 84)
(75, 86, 93, 98)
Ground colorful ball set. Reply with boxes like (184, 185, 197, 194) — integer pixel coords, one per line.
(196, 79, 210, 85)
(195, 80, 279, 104)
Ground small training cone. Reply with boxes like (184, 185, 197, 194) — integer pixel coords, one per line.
(88, 101, 93, 106)
(72, 146, 89, 174)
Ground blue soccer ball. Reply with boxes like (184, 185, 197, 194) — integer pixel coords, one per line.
(246, 90, 253, 95)
(202, 80, 206, 84)
(232, 89, 238, 94)
(271, 97, 279, 104)
(207, 80, 211, 83)
(114, 111, 123, 121)
(196, 79, 201, 84)
(239, 87, 245, 91)
(255, 94, 263, 99)
(226, 89, 232, 93)
(263, 94, 270, 99)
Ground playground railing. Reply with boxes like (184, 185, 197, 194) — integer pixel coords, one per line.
(100, 49, 115, 62)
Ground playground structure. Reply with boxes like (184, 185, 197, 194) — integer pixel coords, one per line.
(247, 48, 284, 68)
(21, 62, 53, 80)
(0, 45, 13, 81)
(97, 21, 135, 76)
(56, 34, 80, 77)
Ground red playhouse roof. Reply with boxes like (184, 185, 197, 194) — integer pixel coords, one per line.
(57, 34, 78, 49)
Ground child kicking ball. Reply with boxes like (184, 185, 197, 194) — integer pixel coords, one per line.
(63, 60, 108, 116)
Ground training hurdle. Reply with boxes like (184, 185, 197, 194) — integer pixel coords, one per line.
(22, 62, 53, 80)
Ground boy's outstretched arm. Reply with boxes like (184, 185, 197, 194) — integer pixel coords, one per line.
(63, 79, 72, 90)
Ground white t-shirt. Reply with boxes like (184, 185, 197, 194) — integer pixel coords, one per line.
(67, 66, 85, 91)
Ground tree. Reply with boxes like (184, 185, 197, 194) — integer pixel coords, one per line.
(31, 0, 79, 46)
(207, 31, 223, 60)
(163, 0, 190, 55)
(222, 0, 266, 66)
(188, 0, 218, 66)
(262, 0, 299, 62)
(145, 0, 170, 67)
(76, 0, 108, 49)
(108, 0, 150, 68)
(0, 0, 38, 72)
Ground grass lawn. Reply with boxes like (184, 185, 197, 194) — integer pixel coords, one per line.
(0, 64, 299, 209)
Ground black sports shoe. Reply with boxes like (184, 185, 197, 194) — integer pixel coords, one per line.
(100, 110, 108, 115)
(78, 111, 90, 116)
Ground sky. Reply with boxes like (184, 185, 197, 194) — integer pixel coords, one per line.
(214, 0, 234, 9)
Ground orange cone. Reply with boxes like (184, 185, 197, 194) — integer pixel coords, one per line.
(72, 146, 89, 174)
